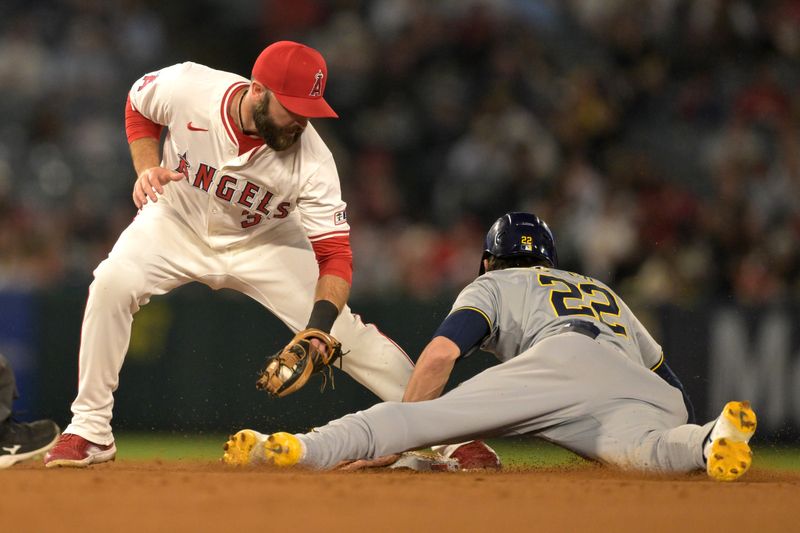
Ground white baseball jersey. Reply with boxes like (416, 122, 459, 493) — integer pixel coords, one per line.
(62, 62, 415, 446)
(128, 62, 350, 249)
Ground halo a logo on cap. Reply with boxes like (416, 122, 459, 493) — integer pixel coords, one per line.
(309, 70, 324, 97)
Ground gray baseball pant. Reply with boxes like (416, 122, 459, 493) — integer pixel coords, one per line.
(298, 333, 713, 472)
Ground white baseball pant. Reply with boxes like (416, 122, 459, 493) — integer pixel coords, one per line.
(64, 203, 414, 445)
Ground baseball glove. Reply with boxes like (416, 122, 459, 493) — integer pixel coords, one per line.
(256, 328, 344, 398)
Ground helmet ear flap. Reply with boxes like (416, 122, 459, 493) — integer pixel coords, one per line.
(478, 251, 491, 275)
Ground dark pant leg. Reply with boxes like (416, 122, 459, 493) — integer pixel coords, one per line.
(0, 354, 18, 423)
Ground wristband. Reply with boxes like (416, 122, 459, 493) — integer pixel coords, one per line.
(306, 300, 339, 333)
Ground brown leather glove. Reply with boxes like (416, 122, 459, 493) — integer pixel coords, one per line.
(256, 328, 343, 398)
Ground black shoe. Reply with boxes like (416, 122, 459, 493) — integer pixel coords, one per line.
(0, 418, 61, 468)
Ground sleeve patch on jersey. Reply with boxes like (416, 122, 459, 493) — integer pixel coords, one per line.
(333, 210, 347, 225)
(137, 73, 159, 92)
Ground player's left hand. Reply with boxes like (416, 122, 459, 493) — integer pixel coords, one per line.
(309, 337, 328, 355)
(256, 328, 344, 397)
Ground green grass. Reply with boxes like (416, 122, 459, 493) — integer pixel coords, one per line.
(115, 433, 228, 461)
(487, 438, 587, 468)
(751, 445, 800, 471)
(114, 433, 800, 471)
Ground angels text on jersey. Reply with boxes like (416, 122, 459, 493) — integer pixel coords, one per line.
(174, 151, 290, 229)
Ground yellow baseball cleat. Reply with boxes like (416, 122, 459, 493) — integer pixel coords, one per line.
(706, 401, 757, 482)
(264, 432, 303, 467)
(222, 429, 266, 466)
(223, 430, 303, 467)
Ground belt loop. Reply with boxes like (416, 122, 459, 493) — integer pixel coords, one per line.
(561, 320, 601, 339)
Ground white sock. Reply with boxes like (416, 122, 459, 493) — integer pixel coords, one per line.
(703, 410, 752, 460)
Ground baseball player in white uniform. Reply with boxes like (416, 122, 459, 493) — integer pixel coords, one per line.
(222, 212, 757, 482)
(44, 41, 420, 467)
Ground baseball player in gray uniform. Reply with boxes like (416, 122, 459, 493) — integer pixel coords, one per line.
(223, 212, 757, 481)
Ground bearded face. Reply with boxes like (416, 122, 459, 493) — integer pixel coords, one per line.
(253, 93, 305, 151)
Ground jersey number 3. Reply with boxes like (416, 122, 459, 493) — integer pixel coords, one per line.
(538, 274, 628, 336)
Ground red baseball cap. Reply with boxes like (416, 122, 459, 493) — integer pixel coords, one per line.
(252, 41, 338, 119)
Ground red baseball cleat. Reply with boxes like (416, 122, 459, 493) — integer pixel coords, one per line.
(44, 433, 116, 468)
(437, 440, 502, 470)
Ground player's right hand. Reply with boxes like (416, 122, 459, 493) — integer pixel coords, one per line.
(133, 167, 185, 208)
(335, 454, 401, 471)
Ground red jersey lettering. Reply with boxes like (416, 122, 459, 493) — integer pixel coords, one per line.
(216, 175, 236, 201)
(193, 163, 217, 191)
(274, 202, 290, 219)
(238, 182, 260, 208)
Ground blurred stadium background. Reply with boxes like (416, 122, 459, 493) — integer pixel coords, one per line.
(1, 0, 799, 445)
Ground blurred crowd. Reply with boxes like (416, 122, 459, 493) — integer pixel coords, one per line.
(0, 0, 798, 307)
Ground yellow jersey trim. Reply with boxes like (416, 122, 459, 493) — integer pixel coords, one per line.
(650, 352, 665, 371)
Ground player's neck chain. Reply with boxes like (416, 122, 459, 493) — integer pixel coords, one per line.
(238, 88, 259, 136)
(237, 89, 248, 133)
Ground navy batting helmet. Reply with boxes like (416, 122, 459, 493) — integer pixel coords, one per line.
(479, 212, 558, 274)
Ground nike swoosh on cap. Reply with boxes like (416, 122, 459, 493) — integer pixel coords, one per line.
(187, 121, 209, 132)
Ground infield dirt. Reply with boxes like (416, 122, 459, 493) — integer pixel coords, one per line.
(3, 460, 797, 532)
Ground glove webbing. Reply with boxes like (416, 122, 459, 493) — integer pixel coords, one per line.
(318, 349, 348, 393)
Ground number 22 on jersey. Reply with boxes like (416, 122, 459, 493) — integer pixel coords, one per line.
(537, 273, 628, 337)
